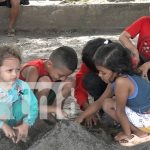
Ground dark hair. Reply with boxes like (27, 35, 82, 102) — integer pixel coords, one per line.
(82, 38, 112, 72)
(0, 46, 21, 66)
(49, 46, 78, 72)
(93, 42, 140, 75)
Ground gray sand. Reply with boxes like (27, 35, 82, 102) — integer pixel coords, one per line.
(28, 121, 112, 150)
(28, 121, 150, 150)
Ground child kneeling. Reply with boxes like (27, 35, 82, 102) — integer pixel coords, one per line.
(0, 46, 38, 143)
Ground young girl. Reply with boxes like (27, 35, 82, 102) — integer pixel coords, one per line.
(76, 42, 150, 146)
(0, 46, 38, 143)
(75, 38, 112, 127)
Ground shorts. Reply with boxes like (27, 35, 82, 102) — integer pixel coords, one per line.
(125, 106, 150, 133)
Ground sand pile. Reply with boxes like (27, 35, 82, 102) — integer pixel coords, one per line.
(28, 120, 112, 150)
(28, 120, 150, 150)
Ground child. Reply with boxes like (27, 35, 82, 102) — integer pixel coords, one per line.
(19, 46, 78, 120)
(0, 46, 38, 143)
(119, 6, 150, 80)
(76, 42, 150, 146)
(75, 38, 112, 127)
(0, 0, 29, 36)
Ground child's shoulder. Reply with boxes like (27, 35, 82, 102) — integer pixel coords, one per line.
(137, 16, 150, 22)
(24, 59, 47, 70)
(115, 75, 130, 86)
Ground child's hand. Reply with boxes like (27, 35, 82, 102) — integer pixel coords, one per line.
(75, 116, 84, 124)
(13, 123, 29, 143)
(139, 62, 150, 80)
(84, 114, 98, 128)
(1, 123, 16, 143)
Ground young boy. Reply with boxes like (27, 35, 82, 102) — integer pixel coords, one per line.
(119, 6, 150, 80)
(19, 46, 78, 120)
(74, 38, 112, 127)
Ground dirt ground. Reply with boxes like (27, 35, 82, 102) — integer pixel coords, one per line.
(0, 32, 150, 150)
(0, 31, 120, 63)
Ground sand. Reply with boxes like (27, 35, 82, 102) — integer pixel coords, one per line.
(28, 121, 150, 150)
(28, 121, 112, 150)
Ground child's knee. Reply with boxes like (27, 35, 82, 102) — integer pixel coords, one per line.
(0, 103, 11, 120)
(36, 76, 52, 92)
(69, 77, 76, 88)
(38, 76, 51, 82)
(63, 82, 73, 90)
(13, 100, 26, 120)
(10, 0, 20, 7)
(102, 98, 114, 112)
(61, 81, 73, 96)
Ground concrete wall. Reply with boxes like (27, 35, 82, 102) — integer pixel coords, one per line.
(0, 3, 149, 32)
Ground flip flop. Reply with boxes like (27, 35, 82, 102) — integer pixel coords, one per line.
(119, 133, 150, 147)
(7, 29, 15, 37)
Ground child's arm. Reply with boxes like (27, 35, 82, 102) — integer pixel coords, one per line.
(21, 66, 39, 90)
(75, 83, 113, 123)
(115, 77, 132, 137)
(119, 31, 139, 63)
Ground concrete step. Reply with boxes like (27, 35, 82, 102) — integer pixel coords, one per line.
(0, 2, 149, 32)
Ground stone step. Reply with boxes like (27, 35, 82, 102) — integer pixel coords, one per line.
(0, 2, 149, 32)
